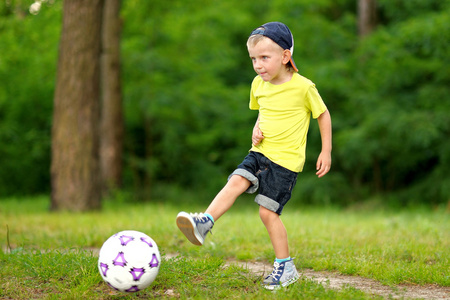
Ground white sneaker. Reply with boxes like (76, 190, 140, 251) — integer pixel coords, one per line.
(263, 259, 300, 290)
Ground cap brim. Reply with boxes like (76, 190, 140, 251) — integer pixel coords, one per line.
(290, 57, 298, 72)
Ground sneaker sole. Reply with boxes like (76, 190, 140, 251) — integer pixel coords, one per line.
(263, 273, 300, 290)
(176, 212, 203, 246)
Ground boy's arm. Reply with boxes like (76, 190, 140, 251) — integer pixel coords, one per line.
(316, 109, 332, 178)
(252, 113, 264, 146)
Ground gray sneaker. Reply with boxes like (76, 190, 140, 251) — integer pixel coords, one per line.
(263, 259, 300, 290)
(176, 212, 213, 246)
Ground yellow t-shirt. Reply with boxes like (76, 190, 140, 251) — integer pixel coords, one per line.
(249, 73, 327, 172)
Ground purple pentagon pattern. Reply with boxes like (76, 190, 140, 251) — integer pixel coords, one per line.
(149, 253, 159, 268)
(125, 285, 140, 292)
(99, 262, 109, 277)
(119, 234, 135, 246)
(140, 236, 154, 247)
(130, 267, 145, 281)
(112, 251, 127, 267)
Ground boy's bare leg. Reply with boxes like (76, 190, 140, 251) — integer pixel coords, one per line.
(260, 205, 299, 290)
(205, 175, 251, 222)
(176, 175, 250, 246)
(259, 205, 290, 259)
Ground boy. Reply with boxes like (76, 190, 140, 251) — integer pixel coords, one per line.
(176, 22, 332, 290)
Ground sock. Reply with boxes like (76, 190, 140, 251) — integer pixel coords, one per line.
(275, 257, 291, 263)
(204, 213, 214, 224)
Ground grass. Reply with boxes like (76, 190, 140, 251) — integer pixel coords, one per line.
(1, 194, 449, 299)
(1, 249, 375, 299)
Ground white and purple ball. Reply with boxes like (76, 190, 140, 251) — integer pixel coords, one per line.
(98, 230, 161, 292)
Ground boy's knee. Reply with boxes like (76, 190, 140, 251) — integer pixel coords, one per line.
(228, 174, 251, 190)
(259, 205, 277, 223)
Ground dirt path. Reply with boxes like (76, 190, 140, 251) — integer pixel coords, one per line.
(164, 254, 449, 299)
(231, 260, 449, 300)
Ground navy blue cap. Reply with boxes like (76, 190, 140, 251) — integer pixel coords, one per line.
(250, 22, 298, 72)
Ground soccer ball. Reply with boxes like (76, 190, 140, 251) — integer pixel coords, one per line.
(98, 230, 161, 292)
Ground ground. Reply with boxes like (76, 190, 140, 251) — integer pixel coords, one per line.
(229, 259, 450, 299)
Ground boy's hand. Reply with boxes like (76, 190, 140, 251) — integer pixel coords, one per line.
(252, 126, 264, 146)
(316, 151, 331, 178)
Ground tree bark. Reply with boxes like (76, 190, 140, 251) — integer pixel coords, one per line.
(358, 0, 377, 37)
(51, 0, 104, 211)
(100, 0, 123, 194)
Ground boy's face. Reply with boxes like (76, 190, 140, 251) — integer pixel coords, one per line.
(247, 37, 291, 85)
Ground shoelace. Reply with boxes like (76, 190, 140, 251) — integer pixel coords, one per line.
(267, 262, 283, 280)
(191, 213, 213, 234)
(191, 213, 209, 223)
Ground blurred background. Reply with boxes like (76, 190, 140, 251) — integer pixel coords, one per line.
(0, 0, 448, 209)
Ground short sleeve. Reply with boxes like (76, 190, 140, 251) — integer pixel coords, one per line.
(306, 84, 327, 119)
(249, 77, 260, 110)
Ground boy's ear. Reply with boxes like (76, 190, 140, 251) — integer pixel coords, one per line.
(282, 49, 292, 65)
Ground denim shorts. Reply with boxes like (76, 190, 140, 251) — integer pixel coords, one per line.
(229, 151, 298, 215)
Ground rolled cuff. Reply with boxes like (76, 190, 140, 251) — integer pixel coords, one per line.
(228, 169, 259, 194)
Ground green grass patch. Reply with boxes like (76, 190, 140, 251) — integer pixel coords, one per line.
(1, 194, 449, 299)
(1, 249, 379, 299)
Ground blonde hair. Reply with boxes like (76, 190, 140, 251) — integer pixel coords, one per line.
(247, 31, 268, 48)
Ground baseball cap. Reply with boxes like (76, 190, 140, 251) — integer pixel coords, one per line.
(249, 22, 298, 72)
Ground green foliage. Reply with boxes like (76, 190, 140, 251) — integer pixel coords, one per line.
(336, 6, 450, 204)
(0, 1, 60, 195)
(0, 0, 448, 206)
(121, 0, 256, 192)
(377, 0, 450, 24)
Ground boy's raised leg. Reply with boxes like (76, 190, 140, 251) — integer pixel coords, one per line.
(176, 175, 251, 245)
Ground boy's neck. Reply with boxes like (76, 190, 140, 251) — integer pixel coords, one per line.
(269, 70, 294, 85)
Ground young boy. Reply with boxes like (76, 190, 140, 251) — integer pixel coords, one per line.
(176, 22, 332, 290)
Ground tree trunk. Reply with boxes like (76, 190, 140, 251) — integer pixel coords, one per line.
(358, 0, 377, 37)
(100, 0, 123, 194)
(51, 0, 104, 211)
